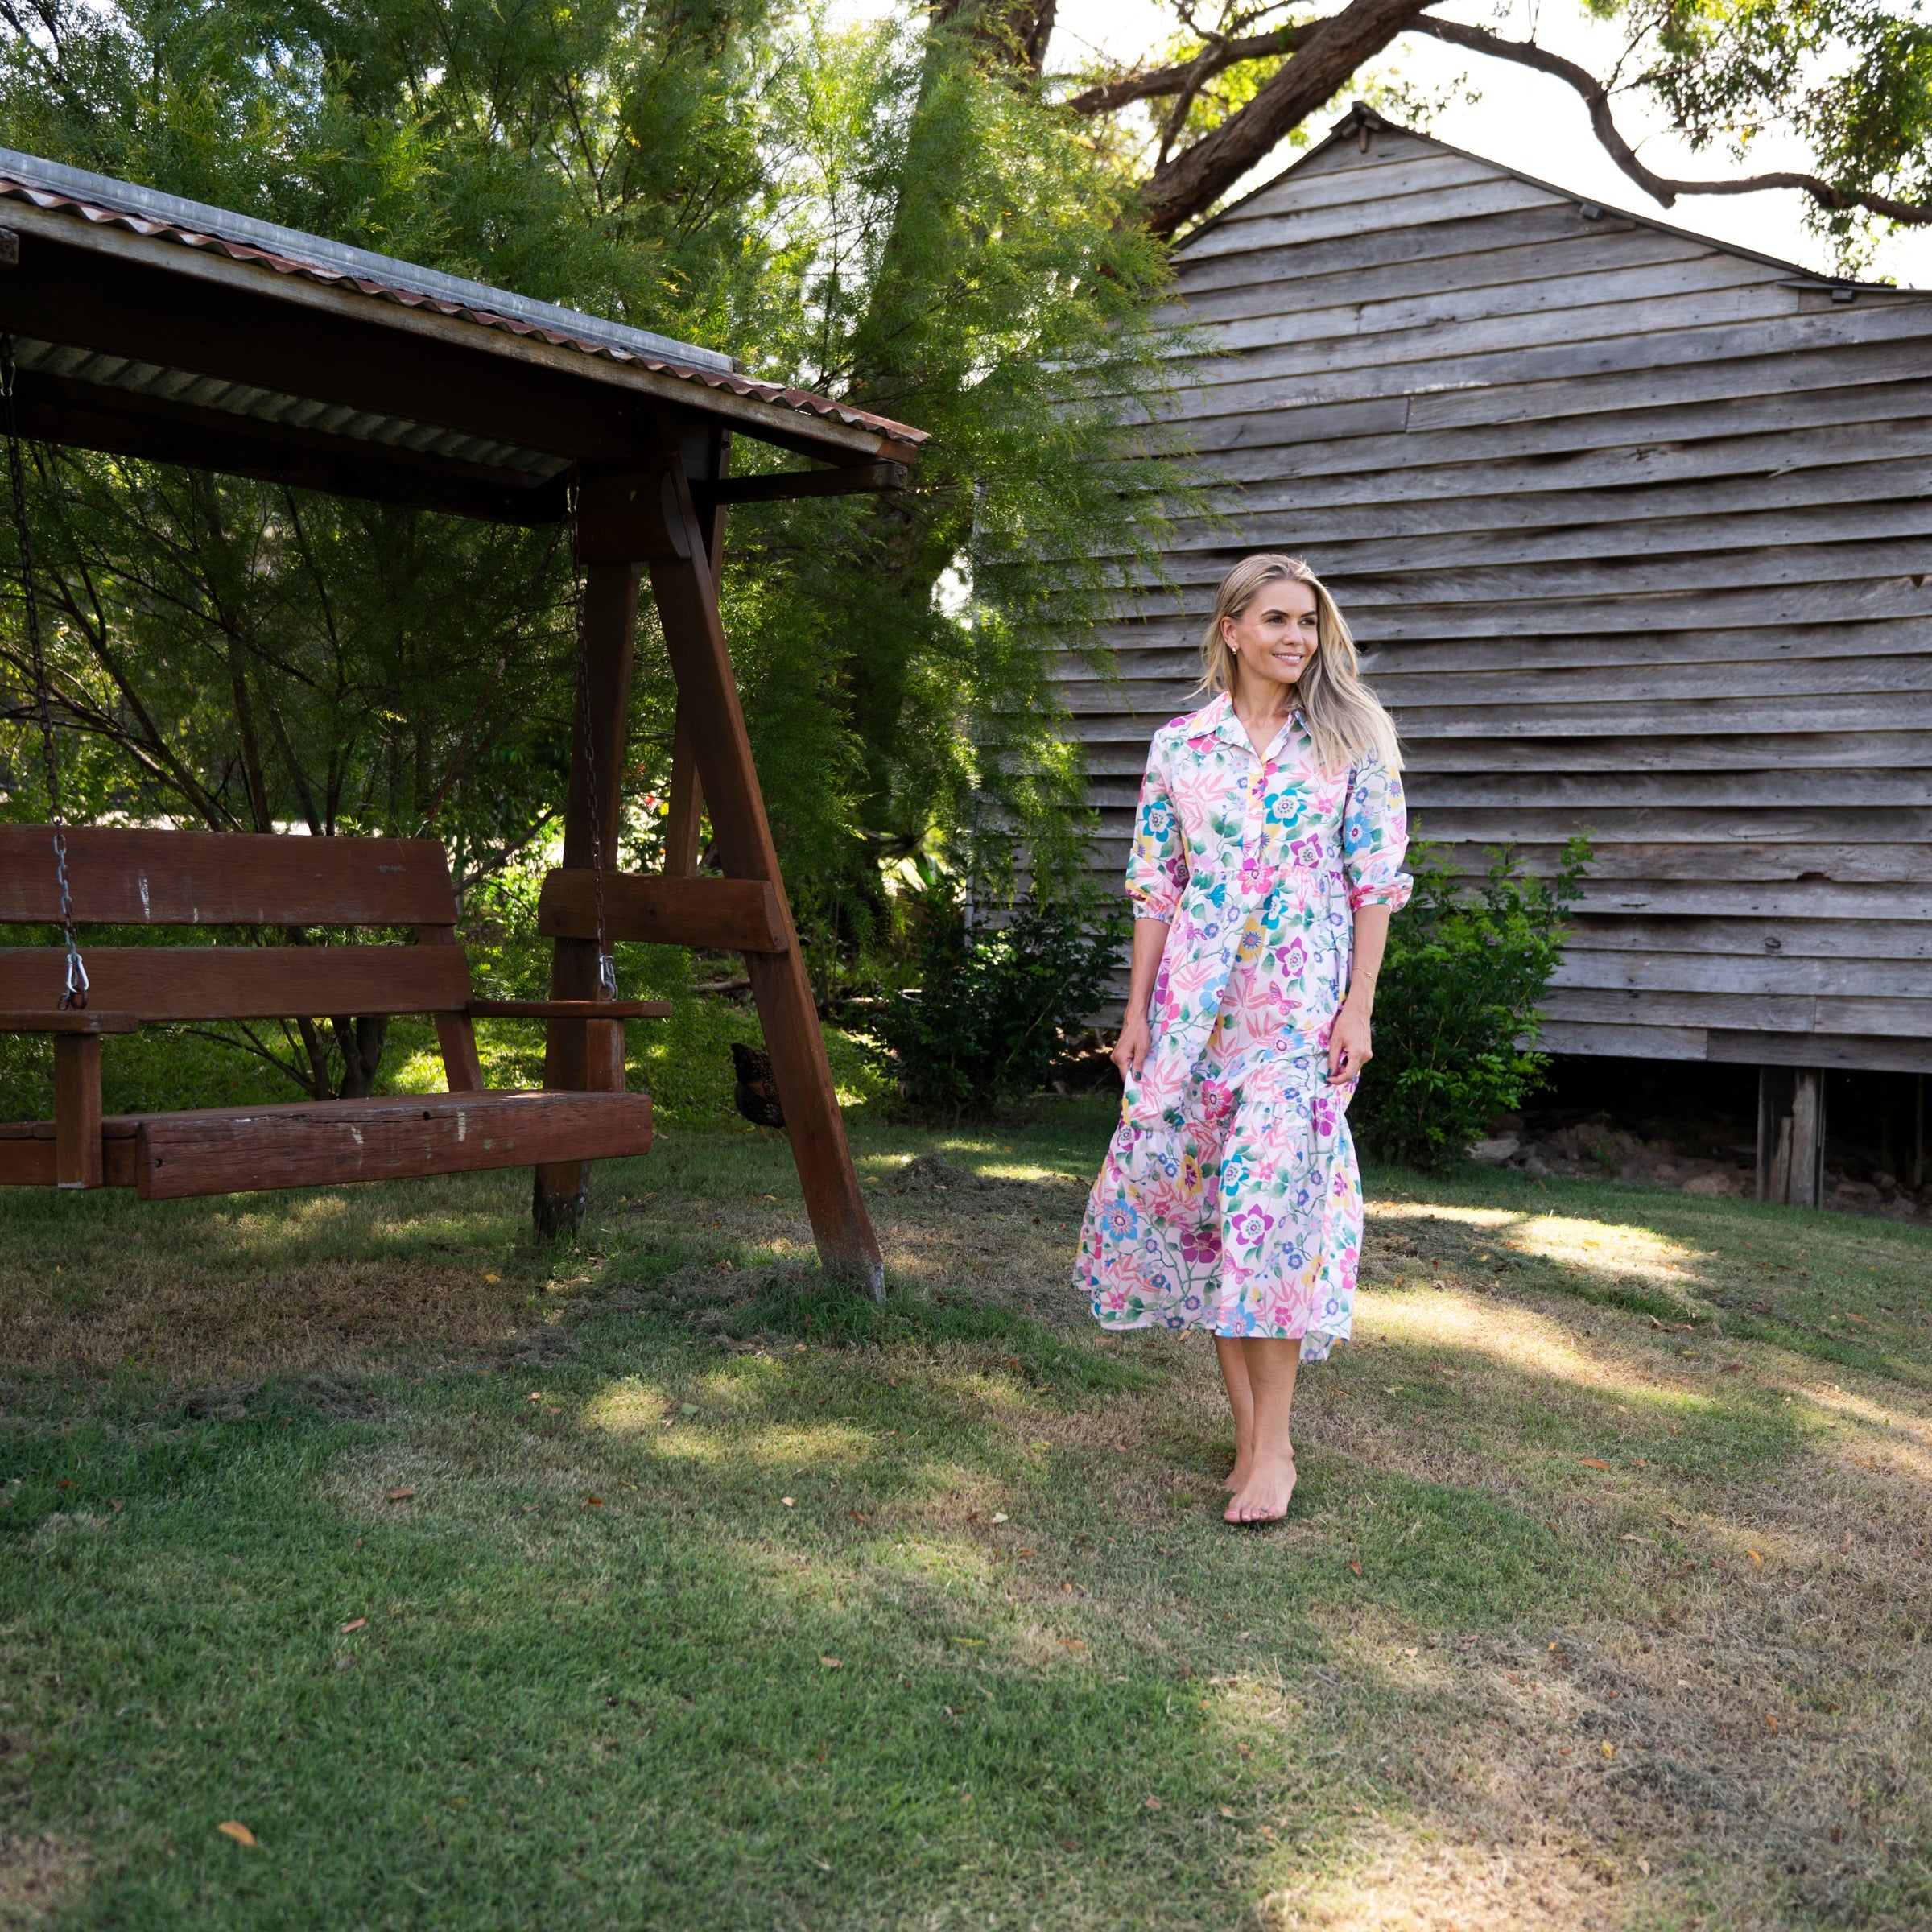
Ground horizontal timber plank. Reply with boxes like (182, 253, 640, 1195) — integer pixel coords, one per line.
(1186, 244, 1776, 348)
(538, 871, 789, 953)
(0, 826, 457, 926)
(1536, 1022, 1710, 1063)
(1150, 460, 1932, 559)
(1542, 987, 1932, 1037)
(1180, 389, 1932, 488)
(1193, 280, 1829, 391)
(1551, 952, 1932, 998)
(122, 1089, 654, 1200)
(1171, 201, 1652, 295)
(1406, 807, 1932, 846)
(0, 946, 473, 1021)
(1181, 174, 1562, 261)
(1157, 306, 1932, 430)
(1705, 1030, 1932, 1075)
(0, 1009, 142, 1034)
(1561, 917, 1932, 962)
(1176, 226, 1740, 332)
(1171, 498, 1932, 582)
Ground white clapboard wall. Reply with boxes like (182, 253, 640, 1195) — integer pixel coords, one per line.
(1052, 104, 1932, 1076)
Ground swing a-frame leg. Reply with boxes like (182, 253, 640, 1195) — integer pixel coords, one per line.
(543, 455, 885, 1294)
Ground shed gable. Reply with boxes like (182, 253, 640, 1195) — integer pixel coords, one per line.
(1055, 112, 1932, 1075)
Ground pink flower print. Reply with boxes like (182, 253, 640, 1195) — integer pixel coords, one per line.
(1179, 1222, 1221, 1265)
(1228, 1203, 1275, 1250)
(1311, 1092, 1337, 1137)
(1198, 1079, 1236, 1125)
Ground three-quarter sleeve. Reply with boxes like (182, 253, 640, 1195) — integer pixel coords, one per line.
(1341, 749, 1412, 912)
(1125, 736, 1188, 922)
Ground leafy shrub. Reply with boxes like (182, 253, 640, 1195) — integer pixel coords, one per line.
(1352, 836, 1590, 1170)
(871, 890, 1128, 1115)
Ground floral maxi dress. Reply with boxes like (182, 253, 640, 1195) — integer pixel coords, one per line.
(1077, 691, 1410, 1360)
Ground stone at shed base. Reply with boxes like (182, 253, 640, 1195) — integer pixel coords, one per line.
(1469, 1136, 1520, 1163)
(1682, 1170, 1740, 1198)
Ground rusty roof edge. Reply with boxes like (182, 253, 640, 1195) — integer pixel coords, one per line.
(0, 145, 747, 373)
(0, 154, 928, 449)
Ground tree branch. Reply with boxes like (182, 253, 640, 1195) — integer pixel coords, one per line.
(1413, 18, 1932, 229)
(1137, 0, 1439, 237)
(1064, 25, 1311, 118)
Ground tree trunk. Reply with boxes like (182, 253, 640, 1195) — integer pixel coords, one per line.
(1136, 0, 1430, 237)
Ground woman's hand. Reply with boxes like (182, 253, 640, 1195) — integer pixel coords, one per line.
(1327, 997, 1373, 1085)
(1112, 1007, 1153, 1082)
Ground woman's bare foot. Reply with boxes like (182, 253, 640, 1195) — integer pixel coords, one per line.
(1224, 1448, 1296, 1525)
(1223, 1451, 1253, 1494)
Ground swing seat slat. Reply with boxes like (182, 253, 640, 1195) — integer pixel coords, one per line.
(0, 827, 663, 1196)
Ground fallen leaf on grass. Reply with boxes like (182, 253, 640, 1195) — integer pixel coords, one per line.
(1638, 1857, 1652, 1876)
(1402, 1645, 1418, 1657)
(216, 1822, 256, 1847)
(1259, 1824, 1278, 1842)
(384, 1487, 415, 1503)
(1602, 1743, 1615, 1759)
(1579, 1458, 1612, 1470)
(848, 1509, 867, 1523)
(1061, 1638, 1086, 1652)
(1744, 1549, 1764, 1564)
(1143, 1796, 1162, 1810)
(581, 1495, 604, 1509)
(110, 1499, 123, 1512)
(339, 1618, 366, 1634)
(782, 1496, 795, 1508)
(1767, 1714, 1780, 1733)
(1348, 1559, 1363, 1577)
(1218, 1806, 1237, 1819)
(819, 1656, 842, 1669)
(55, 1479, 74, 1490)
(483, 1274, 501, 1284)
(991, 1512, 1009, 1524)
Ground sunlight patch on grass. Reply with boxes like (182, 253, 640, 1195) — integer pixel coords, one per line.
(1361, 1289, 1707, 1410)
(646, 1422, 877, 1471)
(1509, 1213, 1704, 1287)
(580, 1380, 670, 1436)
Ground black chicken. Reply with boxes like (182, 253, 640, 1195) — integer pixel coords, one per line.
(732, 1042, 786, 1129)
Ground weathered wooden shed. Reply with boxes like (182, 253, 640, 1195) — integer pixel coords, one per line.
(1054, 104, 1932, 1199)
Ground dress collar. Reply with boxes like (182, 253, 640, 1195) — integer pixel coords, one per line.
(1185, 689, 1300, 761)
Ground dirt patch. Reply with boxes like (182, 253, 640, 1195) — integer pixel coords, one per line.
(0, 1832, 87, 1930)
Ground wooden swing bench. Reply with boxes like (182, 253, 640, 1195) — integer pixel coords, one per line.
(0, 824, 666, 1199)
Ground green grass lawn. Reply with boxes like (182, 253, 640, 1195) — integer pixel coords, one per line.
(4, 1084, 1932, 1930)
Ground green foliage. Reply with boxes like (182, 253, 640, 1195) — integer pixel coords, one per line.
(1352, 836, 1591, 1171)
(870, 888, 1128, 1114)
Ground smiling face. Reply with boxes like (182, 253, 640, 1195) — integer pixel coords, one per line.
(1220, 573, 1319, 698)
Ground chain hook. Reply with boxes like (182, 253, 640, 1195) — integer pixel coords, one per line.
(1, 332, 87, 1008)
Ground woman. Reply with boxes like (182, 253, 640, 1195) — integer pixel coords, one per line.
(1076, 554, 1410, 1525)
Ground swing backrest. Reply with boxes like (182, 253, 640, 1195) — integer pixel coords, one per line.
(0, 825, 474, 1019)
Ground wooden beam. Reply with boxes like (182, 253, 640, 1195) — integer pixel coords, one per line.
(1757, 1065, 1827, 1207)
(52, 1034, 102, 1188)
(628, 431, 885, 1296)
(535, 538, 642, 1235)
(691, 460, 907, 508)
(122, 1089, 654, 1200)
(538, 872, 787, 953)
(11, 372, 566, 526)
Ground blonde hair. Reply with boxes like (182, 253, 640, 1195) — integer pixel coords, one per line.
(1195, 554, 1401, 774)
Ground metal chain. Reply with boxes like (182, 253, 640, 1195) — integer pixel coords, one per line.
(1, 335, 86, 1009)
(565, 478, 617, 1001)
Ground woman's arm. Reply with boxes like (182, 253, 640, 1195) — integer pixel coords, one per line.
(1327, 902, 1391, 1084)
(1110, 916, 1171, 1080)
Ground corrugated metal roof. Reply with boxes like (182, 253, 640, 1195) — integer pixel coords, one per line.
(0, 147, 927, 448)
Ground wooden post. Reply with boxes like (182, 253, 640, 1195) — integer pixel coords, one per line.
(663, 704, 704, 879)
(532, 539, 641, 1237)
(1914, 1073, 1926, 1192)
(52, 1033, 102, 1189)
(1757, 1064, 1826, 1208)
(583, 441, 883, 1294)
